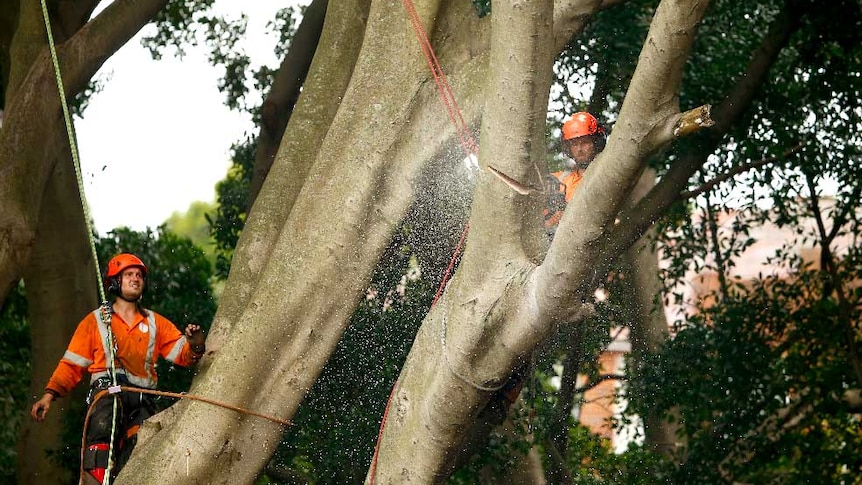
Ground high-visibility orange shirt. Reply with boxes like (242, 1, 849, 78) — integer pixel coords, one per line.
(543, 170, 584, 229)
(46, 308, 198, 397)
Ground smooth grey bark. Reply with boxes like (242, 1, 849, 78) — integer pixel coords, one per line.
(200, 0, 372, 360)
(248, 0, 329, 209)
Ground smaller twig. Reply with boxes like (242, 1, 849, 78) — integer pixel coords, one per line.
(681, 142, 804, 199)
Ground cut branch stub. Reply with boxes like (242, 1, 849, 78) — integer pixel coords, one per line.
(486, 164, 540, 195)
(673, 104, 714, 137)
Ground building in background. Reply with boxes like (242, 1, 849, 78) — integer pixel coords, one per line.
(577, 200, 854, 452)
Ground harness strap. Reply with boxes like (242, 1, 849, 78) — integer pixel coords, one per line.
(82, 444, 110, 470)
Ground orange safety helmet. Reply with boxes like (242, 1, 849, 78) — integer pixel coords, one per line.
(562, 112, 605, 141)
(105, 253, 148, 298)
(106, 253, 148, 278)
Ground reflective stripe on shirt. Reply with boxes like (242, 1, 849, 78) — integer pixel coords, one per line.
(62, 350, 93, 368)
(143, 311, 157, 384)
(165, 335, 188, 364)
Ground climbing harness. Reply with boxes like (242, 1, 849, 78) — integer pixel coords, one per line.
(37, 4, 292, 484)
(79, 386, 291, 484)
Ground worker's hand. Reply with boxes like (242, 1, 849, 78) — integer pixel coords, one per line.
(185, 324, 205, 353)
(31, 393, 54, 422)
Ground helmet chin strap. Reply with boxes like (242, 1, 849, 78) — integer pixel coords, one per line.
(116, 292, 140, 303)
(115, 283, 144, 303)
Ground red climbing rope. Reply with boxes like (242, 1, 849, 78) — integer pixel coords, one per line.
(401, 0, 478, 157)
(431, 221, 470, 307)
(369, 2, 478, 482)
(400, 0, 475, 307)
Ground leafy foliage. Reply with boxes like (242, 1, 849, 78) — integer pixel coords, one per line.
(0, 283, 29, 483)
(631, 246, 862, 484)
(471, 0, 491, 18)
(164, 200, 218, 260)
(142, 0, 217, 59)
(209, 137, 255, 280)
(201, 4, 304, 280)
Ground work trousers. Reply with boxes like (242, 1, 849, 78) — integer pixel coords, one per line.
(84, 376, 155, 478)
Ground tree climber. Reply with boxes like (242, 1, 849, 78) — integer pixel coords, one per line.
(30, 253, 207, 485)
(488, 112, 609, 419)
(543, 111, 608, 238)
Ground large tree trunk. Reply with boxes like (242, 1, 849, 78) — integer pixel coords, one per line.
(201, 0, 371, 356)
(248, 0, 329, 209)
(16, 143, 98, 484)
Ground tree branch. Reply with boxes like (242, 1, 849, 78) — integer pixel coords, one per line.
(605, 3, 802, 255)
(56, 0, 170, 95)
(803, 170, 862, 388)
(544, 436, 576, 485)
(574, 373, 626, 394)
(825, 180, 862, 243)
(248, 0, 329, 210)
(680, 142, 804, 200)
(703, 192, 729, 300)
(553, 0, 630, 54)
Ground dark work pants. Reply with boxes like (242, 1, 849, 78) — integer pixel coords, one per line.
(85, 377, 155, 477)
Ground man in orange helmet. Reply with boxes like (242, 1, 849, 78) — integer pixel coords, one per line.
(490, 112, 608, 416)
(30, 253, 206, 484)
(544, 111, 607, 236)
